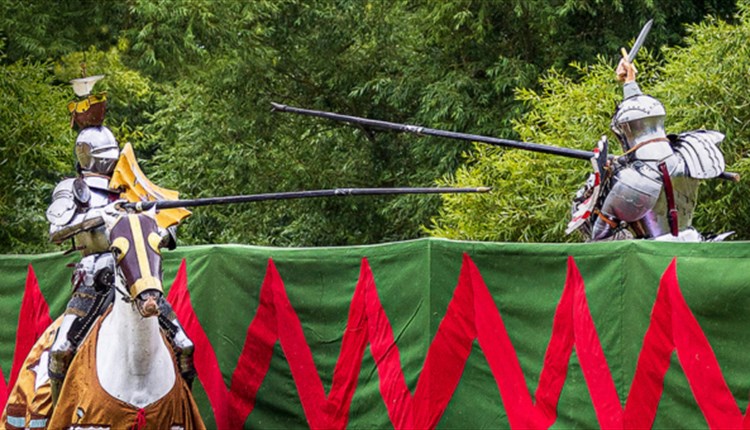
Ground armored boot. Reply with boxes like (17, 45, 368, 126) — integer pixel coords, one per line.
(158, 298, 196, 388)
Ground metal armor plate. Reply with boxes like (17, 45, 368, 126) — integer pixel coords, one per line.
(590, 155, 693, 241)
(73, 253, 117, 291)
(639, 174, 699, 237)
(591, 162, 662, 240)
(671, 130, 725, 179)
(606, 163, 663, 222)
(72, 177, 91, 204)
(46, 179, 81, 226)
(48, 176, 118, 251)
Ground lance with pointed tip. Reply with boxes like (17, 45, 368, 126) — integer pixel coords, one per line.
(272, 102, 595, 160)
(122, 186, 492, 211)
(270, 102, 740, 182)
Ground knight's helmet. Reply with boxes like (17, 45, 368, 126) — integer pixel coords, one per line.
(75, 126, 119, 175)
(610, 94, 668, 158)
(68, 72, 118, 175)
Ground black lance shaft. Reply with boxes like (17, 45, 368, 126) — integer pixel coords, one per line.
(271, 102, 594, 160)
(271, 102, 740, 182)
(122, 186, 492, 211)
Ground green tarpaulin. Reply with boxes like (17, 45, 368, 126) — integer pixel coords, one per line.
(1, 238, 749, 429)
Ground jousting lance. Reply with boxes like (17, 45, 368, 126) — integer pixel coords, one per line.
(122, 186, 492, 211)
(272, 102, 594, 160)
(270, 102, 740, 182)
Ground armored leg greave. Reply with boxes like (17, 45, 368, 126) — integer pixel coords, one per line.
(157, 298, 196, 388)
(48, 315, 76, 407)
(49, 266, 114, 406)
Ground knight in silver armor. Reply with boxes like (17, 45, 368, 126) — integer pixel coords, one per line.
(46, 82, 196, 406)
(570, 58, 728, 242)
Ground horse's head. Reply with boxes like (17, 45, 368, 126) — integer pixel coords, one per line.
(107, 212, 166, 318)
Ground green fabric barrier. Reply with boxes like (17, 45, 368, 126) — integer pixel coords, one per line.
(1, 238, 749, 429)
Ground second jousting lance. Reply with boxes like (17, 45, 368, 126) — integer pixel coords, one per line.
(269, 18, 738, 183)
(269, 102, 739, 183)
(122, 186, 491, 212)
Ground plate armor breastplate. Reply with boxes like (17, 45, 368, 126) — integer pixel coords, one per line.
(592, 153, 698, 240)
(636, 174, 699, 238)
(47, 175, 120, 255)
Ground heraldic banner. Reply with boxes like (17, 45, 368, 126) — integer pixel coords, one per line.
(0, 238, 749, 429)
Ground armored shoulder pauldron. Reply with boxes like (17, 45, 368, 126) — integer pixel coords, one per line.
(670, 130, 725, 179)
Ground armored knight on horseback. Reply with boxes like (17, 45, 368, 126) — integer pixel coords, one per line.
(45, 75, 196, 405)
(569, 58, 728, 241)
(568, 22, 729, 242)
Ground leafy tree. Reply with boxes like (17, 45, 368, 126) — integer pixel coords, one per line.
(0, 0, 743, 252)
(146, 0, 439, 245)
(0, 0, 126, 64)
(145, 0, 739, 246)
(0, 61, 73, 253)
(431, 4, 750, 241)
(122, 0, 255, 81)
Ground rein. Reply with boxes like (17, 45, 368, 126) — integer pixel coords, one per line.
(111, 274, 134, 304)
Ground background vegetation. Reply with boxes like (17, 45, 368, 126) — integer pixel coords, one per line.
(0, 0, 745, 253)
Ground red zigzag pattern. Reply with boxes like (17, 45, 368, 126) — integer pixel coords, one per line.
(4, 255, 749, 429)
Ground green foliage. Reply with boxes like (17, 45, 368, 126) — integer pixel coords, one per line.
(431, 9, 750, 241)
(0, 0, 745, 252)
(0, 61, 72, 253)
(123, 0, 255, 80)
(144, 0, 446, 245)
(652, 8, 750, 238)
(0, 0, 127, 63)
(54, 47, 161, 152)
(430, 61, 626, 241)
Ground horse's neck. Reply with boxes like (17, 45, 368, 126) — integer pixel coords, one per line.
(106, 295, 164, 373)
(96, 285, 176, 408)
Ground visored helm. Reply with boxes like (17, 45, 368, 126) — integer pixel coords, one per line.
(610, 95, 667, 152)
(75, 126, 119, 175)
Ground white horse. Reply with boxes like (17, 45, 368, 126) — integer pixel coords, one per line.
(3, 212, 204, 430)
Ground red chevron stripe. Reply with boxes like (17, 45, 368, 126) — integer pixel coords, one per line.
(227, 258, 375, 429)
(624, 259, 743, 428)
(0, 265, 53, 407)
(193, 254, 748, 429)
(167, 259, 232, 429)
(538, 256, 621, 428)
(8, 255, 749, 429)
